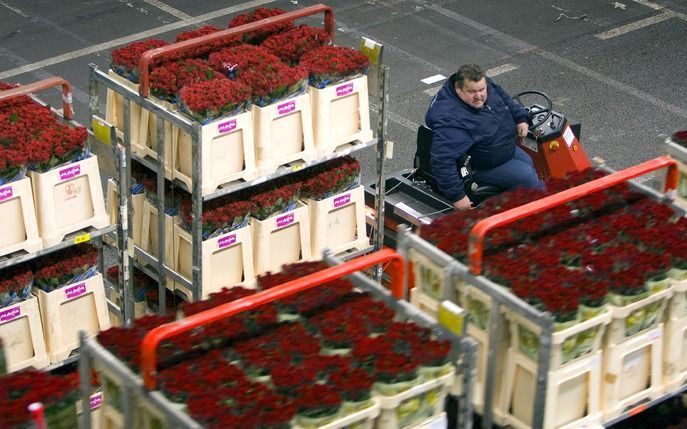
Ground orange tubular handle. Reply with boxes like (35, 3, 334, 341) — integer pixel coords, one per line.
(138, 4, 335, 97)
(0, 77, 74, 120)
(140, 248, 404, 390)
(468, 156, 679, 275)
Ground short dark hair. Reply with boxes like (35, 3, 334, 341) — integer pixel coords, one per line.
(455, 64, 485, 89)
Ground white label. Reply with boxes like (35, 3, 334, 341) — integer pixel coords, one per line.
(648, 328, 662, 341)
(425, 413, 448, 429)
(520, 139, 538, 153)
(421, 74, 447, 85)
(623, 348, 644, 372)
(563, 126, 575, 147)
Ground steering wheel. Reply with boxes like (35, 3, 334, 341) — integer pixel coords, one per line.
(513, 90, 553, 130)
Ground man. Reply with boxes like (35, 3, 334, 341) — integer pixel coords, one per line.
(425, 64, 545, 209)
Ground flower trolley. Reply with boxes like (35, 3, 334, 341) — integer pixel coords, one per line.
(397, 156, 684, 429)
(77, 250, 476, 429)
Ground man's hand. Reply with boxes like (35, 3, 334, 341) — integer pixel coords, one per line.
(453, 195, 473, 210)
(516, 122, 529, 138)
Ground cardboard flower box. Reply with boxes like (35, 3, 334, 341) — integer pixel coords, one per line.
(0, 177, 42, 257)
(251, 203, 312, 276)
(253, 92, 316, 175)
(310, 76, 374, 157)
(34, 273, 111, 364)
(173, 223, 256, 299)
(307, 185, 369, 258)
(29, 155, 110, 247)
(173, 110, 258, 196)
(0, 296, 49, 372)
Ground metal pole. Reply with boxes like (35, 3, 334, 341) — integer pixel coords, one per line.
(191, 125, 202, 301)
(78, 332, 92, 429)
(121, 99, 134, 326)
(156, 117, 167, 314)
(532, 316, 554, 429)
(373, 65, 389, 280)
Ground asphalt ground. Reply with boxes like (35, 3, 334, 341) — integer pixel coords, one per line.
(2, 0, 686, 186)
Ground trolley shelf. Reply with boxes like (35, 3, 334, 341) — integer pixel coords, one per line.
(0, 224, 115, 270)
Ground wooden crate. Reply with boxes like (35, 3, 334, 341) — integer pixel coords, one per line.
(508, 308, 611, 371)
(173, 223, 256, 299)
(173, 110, 258, 196)
(502, 349, 603, 429)
(34, 273, 111, 364)
(374, 370, 454, 429)
(310, 76, 374, 157)
(105, 70, 145, 157)
(663, 314, 687, 391)
(106, 178, 144, 246)
(29, 155, 110, 247)
(251, 203, 312, 276)
(307, 185, 369, 258)
(606, 287, 671, 346)
(0, 177, 42, 257)
(602, 324, 664, 421)
(253, 93, 316, 175)
(0, 296, 49, 372)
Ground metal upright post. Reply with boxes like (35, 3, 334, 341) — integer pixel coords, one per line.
(121, 96, 134, 326)
(481, 301, 501, 429)
(373, 65, 389, 280)
(156, 118, 167, 314)
(78, 332, 92, 429)
(191, 125, 202, 301)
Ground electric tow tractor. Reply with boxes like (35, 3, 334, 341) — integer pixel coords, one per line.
(364, 91, 589, 248)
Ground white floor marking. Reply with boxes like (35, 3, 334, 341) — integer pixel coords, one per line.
(486, 63, 519, 77)
(140, 0, 192, 21)
(421, 74, 446, 85)
(595, 11, 675, 39)
(0, 0, 275, 80)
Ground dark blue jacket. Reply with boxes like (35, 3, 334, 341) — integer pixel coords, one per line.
(424, 74, 528, 202)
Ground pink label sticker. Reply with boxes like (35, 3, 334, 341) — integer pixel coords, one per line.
(333, 193, 351, 208)
(336, 82, 354, 97)
(59, 164, 81, 182)
(276, 213, 295, 228)
(277, 100, 296, 116)
(218, 119, 237, 134)
(217, 234, 237, 249)
(0, 185, 13, 202)
(64, 282, 87, 300)
(90, 392, 103, 409)
(0, 305, 21, 323)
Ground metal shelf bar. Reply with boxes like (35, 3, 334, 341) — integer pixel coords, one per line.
(0, 225, 116, 270)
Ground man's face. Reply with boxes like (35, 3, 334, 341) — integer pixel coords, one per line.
(455, 77, 487, 109)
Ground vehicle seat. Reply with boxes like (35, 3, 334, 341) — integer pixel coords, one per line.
(413, 125, 503, 205)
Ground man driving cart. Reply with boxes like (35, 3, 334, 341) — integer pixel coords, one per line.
(425, 63, 545, 209)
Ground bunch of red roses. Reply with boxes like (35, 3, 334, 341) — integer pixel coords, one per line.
(0, 265, 33, 308)
(149, 58, 222, 102)
(27, 121, 89, 173)
(179, 78, 252, 123)
(300, 155, 361, 200)
(110, 39, 169, 82)
(238, 60, 308, 107)
(32, 244, 99, 292)
(208, 44, 280, 78)
(300, 45, 370, 89)
(179, 193, 255, 238)
(247, 179, 302, 220)
(261, 25, 330, 65)
(0, 370, 79, 428)
(174, 25, 241, 59)
(228, 7, 293, 43)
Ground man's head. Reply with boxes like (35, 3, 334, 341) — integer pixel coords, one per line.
(454, 64, 487, 109)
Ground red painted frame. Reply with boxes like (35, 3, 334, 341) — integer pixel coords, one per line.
(140, 248, 404, 390)
(0, 77, 74, 120)
(137, 4, 335, 97)
(468, 156, 679, 275)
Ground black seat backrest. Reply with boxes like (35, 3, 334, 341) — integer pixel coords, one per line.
(414, 125, 437, 187)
